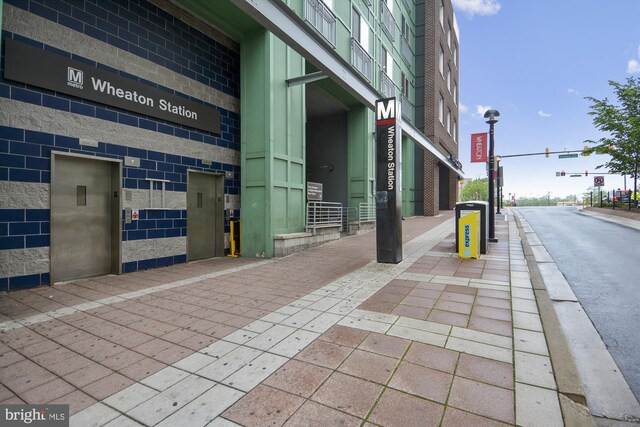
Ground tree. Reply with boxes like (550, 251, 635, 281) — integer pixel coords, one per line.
(584, 77, 640, 206)
(461, 178, 488, 201)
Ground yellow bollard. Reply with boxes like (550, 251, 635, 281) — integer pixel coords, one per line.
(228, 220, 241, 257)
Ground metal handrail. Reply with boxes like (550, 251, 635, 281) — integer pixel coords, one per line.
(306, 201, 343, 233)
(304, 0, 336, 46)
(359, 202, 376, 224)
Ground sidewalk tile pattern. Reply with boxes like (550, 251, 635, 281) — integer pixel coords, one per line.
(0, 212, 565, 426)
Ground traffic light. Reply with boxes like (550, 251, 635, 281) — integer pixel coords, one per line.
(582, 145, 591, 156)
(545, 147, 549, 158)
(585, 170, 588, 176)
(561, 170, 566, 176)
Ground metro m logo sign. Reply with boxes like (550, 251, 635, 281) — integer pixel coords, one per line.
(376, 98, 396, 123)
(375, 97, 402, 264)
(67, 67, 84, 89)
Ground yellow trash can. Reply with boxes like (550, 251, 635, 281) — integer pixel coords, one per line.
(458, 211, 480, 259)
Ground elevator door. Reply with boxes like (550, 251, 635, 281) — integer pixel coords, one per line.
(187, 172, 224, 261)
(51, 155, 116, 282)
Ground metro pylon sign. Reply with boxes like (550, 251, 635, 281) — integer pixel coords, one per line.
(375, 98, 402, 264)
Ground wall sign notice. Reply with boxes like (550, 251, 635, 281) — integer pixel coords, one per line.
(4, 40, 221, 135)
(307, 182, 323, 201)
(375, 97, 402, 264)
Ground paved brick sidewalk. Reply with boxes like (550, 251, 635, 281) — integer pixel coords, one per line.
(0, 212, 565, 426)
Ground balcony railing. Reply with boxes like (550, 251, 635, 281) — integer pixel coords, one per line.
(380, 2, 395, 41)
(351, 39, 373, 81)
(380, 71, 395, 97)
(304, 0, 336, 46)
(401, 35, 413, 65)
(401, 94, 414, 121)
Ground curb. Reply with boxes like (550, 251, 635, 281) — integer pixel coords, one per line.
(513, 213, 594, 427)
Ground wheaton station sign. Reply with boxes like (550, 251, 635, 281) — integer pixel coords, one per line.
(4, 39, 221, 134)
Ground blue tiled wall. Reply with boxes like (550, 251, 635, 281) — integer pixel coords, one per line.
(1, 0, 242, 290)
(5, 0, 240, 98)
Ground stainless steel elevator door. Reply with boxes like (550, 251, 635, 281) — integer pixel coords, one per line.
(52, 156, 113, 282)
(187, 172, 223, 261)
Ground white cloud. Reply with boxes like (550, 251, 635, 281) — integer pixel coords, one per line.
(567, 88, 580, 96)
(452, 0, 501, 17)
(459, 103, 469, 113)
(538, 110, 551, 118)
(627, 44, 640, 74)
(474, 104, 492, 117)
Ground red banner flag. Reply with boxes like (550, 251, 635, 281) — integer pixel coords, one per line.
(470, 132, 488, 163)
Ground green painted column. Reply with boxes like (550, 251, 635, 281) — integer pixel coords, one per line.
(402, 136, 416, 217)
(348, 105, 374, 210)
(241, 30, 306, 257)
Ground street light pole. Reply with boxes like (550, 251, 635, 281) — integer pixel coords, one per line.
(484, 109, 500, 242)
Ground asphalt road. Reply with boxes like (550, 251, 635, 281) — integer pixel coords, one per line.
(517, 206, 640, 400)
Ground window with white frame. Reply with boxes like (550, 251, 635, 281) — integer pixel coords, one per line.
(439, 0, 444, 28)
(439, 46, 444, 76)
(447, 108, 451, 134)
(439, 94, 444, 124)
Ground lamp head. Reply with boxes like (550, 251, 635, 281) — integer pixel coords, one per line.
(484, 109, 500, 123)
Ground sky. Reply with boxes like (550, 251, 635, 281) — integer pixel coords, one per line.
(451, 0, 640, 200)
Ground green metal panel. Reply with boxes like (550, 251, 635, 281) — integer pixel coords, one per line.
(402, 136, 415, 217)
(348, 105, 374, 209)
(241, 30, 306, 257)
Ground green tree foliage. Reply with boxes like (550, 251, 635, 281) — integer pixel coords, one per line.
(584, 77, 640, 202)
(461, 178, 488, 201)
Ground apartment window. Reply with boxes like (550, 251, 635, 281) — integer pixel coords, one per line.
(453, 118, 458, 143)
(447, 26, 451, 49)
(453, 81, 458, 105)
(352, 7, 361, 42)
(447, 66, 452, 92)
(453, 44, 458, 67)
(439, 0, 444, 28)
(439, 94, 444, 124)
(352, 6, 369, 50)
(382, 46, 388, 73)
(439, 46, 444, 76)
(447, 108, 451, 134)
(401, 73, 409, 97)
(401, 15, 410, 40)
